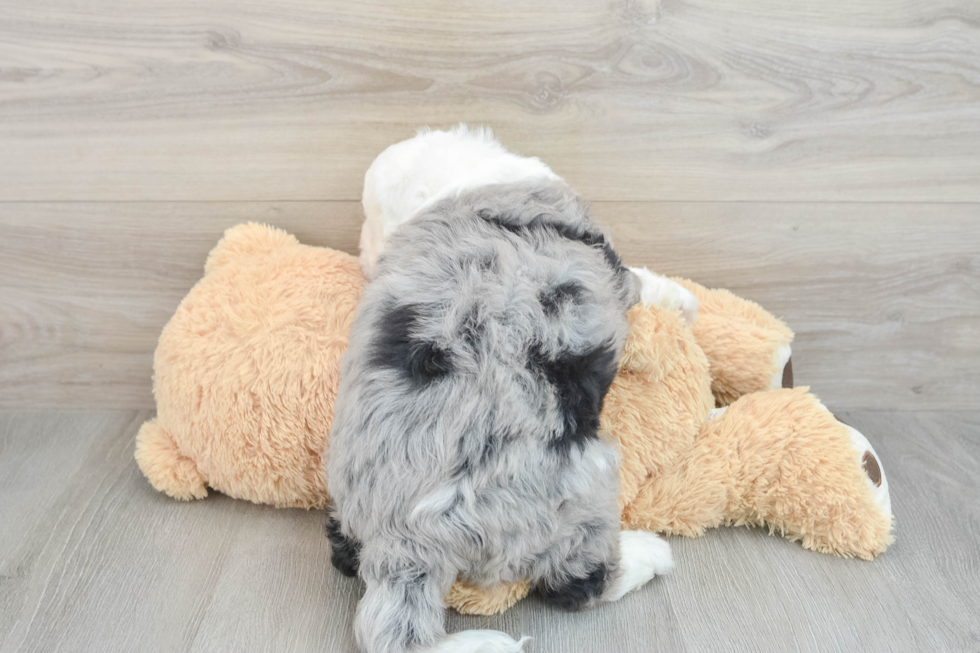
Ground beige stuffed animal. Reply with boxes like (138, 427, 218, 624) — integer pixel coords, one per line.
(135, 223, 893, 616)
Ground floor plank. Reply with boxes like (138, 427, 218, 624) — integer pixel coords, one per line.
(0, 410, 977, 652)
(2, 202, 977, 410)
(1, 0, 978, 201)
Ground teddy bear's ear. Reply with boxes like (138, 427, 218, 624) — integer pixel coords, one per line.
(204, 223, 299, 274)
(620, 304, 663, 374)
(620, 304, 707, 381)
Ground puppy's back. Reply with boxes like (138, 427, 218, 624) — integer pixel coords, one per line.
(328, 179, 637, 652)
(332, 178, 635, 541)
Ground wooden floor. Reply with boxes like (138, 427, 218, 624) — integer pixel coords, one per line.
(0, 410, 977, 652)
(1, 0, 979, 651)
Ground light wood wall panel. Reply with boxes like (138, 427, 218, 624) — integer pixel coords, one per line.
(0, 0, 978, 202)
(1, 201, 976, 410)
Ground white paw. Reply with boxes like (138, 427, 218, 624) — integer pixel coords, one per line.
(630, 267, 698, 325)
(605, 530, 674, 602)
(423, 631, 531, 653)
(769, 344, 793, 390)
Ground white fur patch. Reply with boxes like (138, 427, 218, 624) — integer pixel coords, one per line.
(421, 631, 530, 653)
(769, 344, 792, 390)
(605, 530, 674, 602)
(360, 124, 559, 278)
(630, 267, 699, 325)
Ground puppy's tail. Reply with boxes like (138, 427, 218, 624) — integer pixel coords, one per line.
(354, 554, 529, 653)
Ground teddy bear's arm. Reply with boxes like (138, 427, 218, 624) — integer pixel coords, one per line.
(672, 278, 794, 406)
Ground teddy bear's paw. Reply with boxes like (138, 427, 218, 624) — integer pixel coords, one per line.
(605, 530, 674, 602)
(817, 404, 892, 518)
(840, 419, 892, 517)
(422, 631, 531, 653)
(770, 344, 794, 390)
(630, 267, 699, 325)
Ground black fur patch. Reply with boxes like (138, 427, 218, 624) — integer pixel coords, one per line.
(550, 220, 605, 249)
(528, 342, 619, 456)
(325, 516, 362, 578)
(372, 304, 453, 384)
(539, 281, 586, 316)
(478, 211, 605, 250)
(478, 209, 630, 280)
(539, 563, 610, 611)
(601, 243, 626, 272)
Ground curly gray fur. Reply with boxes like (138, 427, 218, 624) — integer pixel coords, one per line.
(327, 179, 639, 653)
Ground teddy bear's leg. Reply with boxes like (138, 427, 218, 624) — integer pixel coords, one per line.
(621, 428, 734, 538)
(630, 267, 699, 325)
(819, 405, 892, 517)
(672, 278, 794, 405)
(445, 578, 531, 616)
(624, 388, 894, 559)
(134, 420, 208, 500)
(710, 389, 893, 558)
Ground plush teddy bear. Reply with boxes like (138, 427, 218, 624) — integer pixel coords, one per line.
(448, 281, 893, 615)
(135, 222, 893, 616)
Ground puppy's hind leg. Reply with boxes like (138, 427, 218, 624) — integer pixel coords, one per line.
(354, 545, 527, 653)
(537, 527, 673, 611)
(604, 531, 674, 602)
(325, 514, 361, 578)
(536, 518, 620, 612)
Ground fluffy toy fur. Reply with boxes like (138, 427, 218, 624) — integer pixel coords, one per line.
(330, 178, 671, 653)
(135, 225, 362, 508)
(136, 127, 893, 646)
(135, 224, 893, 613)
(446, 298, 892, 617)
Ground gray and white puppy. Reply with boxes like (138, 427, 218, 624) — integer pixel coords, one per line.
(327, 180, 673, 653)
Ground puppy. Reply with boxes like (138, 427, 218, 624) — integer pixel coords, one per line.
(359, 125, 698, 323)
(328, 128, 680, 653)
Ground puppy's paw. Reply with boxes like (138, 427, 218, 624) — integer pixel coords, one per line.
(605, 530, 673, 602)
(424, 630, 531, 653)
(630, 267, 698, 325)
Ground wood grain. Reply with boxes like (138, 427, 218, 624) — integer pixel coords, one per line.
(1, 201, 977, 410)
(0, 0, 978, 202)
(1, 1, 977, 650)
(1, 410, 977, 652)
(599, 202, 980, 411)
(0, 202, 361, 409)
